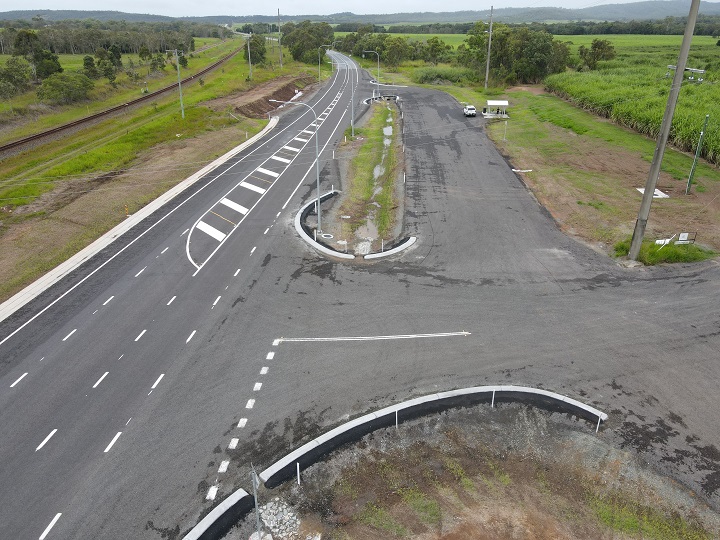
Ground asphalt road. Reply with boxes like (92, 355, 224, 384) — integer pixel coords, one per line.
(1, 51, 719, 540)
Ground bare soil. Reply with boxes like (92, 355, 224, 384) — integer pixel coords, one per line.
(206, 75, 316, 118)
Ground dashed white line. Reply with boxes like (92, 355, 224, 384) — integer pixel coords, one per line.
(126, 418, 132, 426)
(167, 296, 176, 306)
(182, 228, 190, 236)
(135, 266, 147, 277)
(234, 269, 241, 277)
(36, 429, 58, 452)
(186, 330, 196, 343)
(266, 352, 275, 360)
(276, 212, 281, 218)
(118, 354, 124, 360)
(253, 382, 262, 391)
(39, 513, 62, 540)
(92, 310, 98, 315)
(213, 296, 221, 306)
(260, 367, 269, 375)
(250, 246, 256, 255)
(245, 399, 255, 409)
(104, 432, 122, 453)
(10, 372, 28, 388)
(237, 418, 248, 428)
(218, 460, 230, 473)
(206, 485, 218, 500)
(62, 329, 77, 341)
(264, 227, 270, 235)
(272, 339, 280, 346)
(134, 329, 146, 342)
(93, 372, 109, 388)
(151, 374, 164, 389)
(229, 438, 239, 449)
(161, 247, 169, 254)
(103, 296, 114, 305)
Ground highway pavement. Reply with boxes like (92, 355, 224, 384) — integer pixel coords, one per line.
(1, 51, 719, 540)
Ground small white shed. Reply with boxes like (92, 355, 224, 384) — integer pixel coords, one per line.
(483, 100, 509, 118)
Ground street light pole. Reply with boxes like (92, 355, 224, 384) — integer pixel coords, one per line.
(628, 0, 700, 260)
(269, 99, 323, 232)
(484, 6, 493, 90)
(363, 50, 380, 98)
(166, 49, 184, 118)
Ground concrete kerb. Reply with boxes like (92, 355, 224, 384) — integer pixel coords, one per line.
(293, 190, 355, 260)
(182, 488, 254, 540)
(0, 117, 280, 324)
(364, 236, 417, 260)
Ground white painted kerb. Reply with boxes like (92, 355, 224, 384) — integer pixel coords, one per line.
(182, 488, 250, 540)
(294, 190, 355, 260)
(364, 236, 417, 260)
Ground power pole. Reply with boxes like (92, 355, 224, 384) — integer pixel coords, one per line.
(166, 49, 185, 118)
(628, 0, 700, 261)
(247, 33, 253, 80)
(278, 9, 283, 69)
(686, 114, 709, 194)
(484, 6, 493, 90)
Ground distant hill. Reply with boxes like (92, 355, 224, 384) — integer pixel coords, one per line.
(2, 1, 720, 25)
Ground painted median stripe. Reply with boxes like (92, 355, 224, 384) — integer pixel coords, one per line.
(283, 145, 300, 152)
(39, 513, 62, 540)
(255, 167, 279, 178)
(239, 181, 266, 194)
(294, 137, 309, 143)
(270, 155, 291, 164)
(197, 220, 227, 242)
(220, 198, 248, 215)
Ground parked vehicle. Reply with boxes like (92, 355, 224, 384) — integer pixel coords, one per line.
(463, 105, 476, 117)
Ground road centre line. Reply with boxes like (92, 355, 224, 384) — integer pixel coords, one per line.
(135, 266, 147, 278)
(161, 247, 169, 254)
(234, 269, 240, 277)
(181, 228, 189, 236)
(62, 329, 76, 341)
(264, 228, 269, 235)
(134, 329, 146, 342)
(250, 246, 256, 255)
(218, 460, 230, 473)
(246, 399, 255, 409)
(238, 418, 247, 428)
(36, 429, 57, 451)
(186, 330, 196, 343)
(10, 372, 28, 387)
(151, 374, 164, 389)
(167, 296, 176, 306)
(260, 367, 268, 375)
(39, 513, 62, 540)
(213, 296, 221, 306)
(93, 310, 98, 314)
(253, 382, 262, 391)
(278, 331, 471, 343)
(209, 210, 236, 226)
(93, 372, 109, 388)
(103, 296, 114, 305)
(229, 438, 239, 449)
(104, 432, 122, 453)
(266, 352, 275, 360)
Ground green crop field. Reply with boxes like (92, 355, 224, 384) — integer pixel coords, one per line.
(333, 32, 467, 49)
(546, 35, 720, 164)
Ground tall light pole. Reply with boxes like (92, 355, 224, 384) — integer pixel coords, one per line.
(166, 49, 184, 118)
(628, 0, 700, 260)
(484, 6, 493, 90)
(363, 50, 380, 98)
(269, 99, 323, 231)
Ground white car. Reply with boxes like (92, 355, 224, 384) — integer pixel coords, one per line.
(463, 105, 476, 117)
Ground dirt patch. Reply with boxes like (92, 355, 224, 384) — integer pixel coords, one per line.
(205, 75, 316, 118)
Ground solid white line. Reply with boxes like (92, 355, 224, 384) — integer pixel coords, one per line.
(10, 372, 28, 387)
(260, 367, 268, 375)
(239, 181, 267, 194)
(93, 372, 109, 388)
(220, 197, 248, 215)
(266, 352, 275, 360)
(104, 432, 122, 453)
(270, 155, 291, 164)
(263, 228, 269, 235)
(228, 438, 239, 449)
(253, 382, 262, 391)
(206, 485, 218, 500)
(196, 220, 227, 242)
(39, 513, 62, 540)
(234, 269, 240, 277)
(181, 228, 190, 235)
(103, 295, 114, 305)
(246, 399, 255, 409)
(186, 330, 196, 343)
(213, 296, 221, 306)
(134, 329, 146, 342)
(280, 331, 471, 343)
(250, 246, 256, 255)
(283, 145, 300, 152)
(62, 329, 76, 341)
(218, 460, 230, 473)
(167, 296, 176, 305)
(36, 429, 57, 451)
(161, 247, 169, 254)
(237, 418, 247, 428)
(151, 374, 164, 389)
(135, 266, 147, 277)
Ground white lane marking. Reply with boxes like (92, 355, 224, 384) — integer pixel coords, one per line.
(104, 432, 122, 453)
(213, 296, 221, 306)
(93, 310, 99, 315)
(93, 372, 109, 388)
(181, 228, 190, 236)
(246, 399, 255, 409)
(264, 228, 269, 235)
(255, 167, 280, 178)
(135, 266, 147, 278)
(234, 269, 240, 277)
(206, 485, 218, 500)
(237, 418, 247, 428)
(250, 247, 256, 255)
(186, 330, 196, 343)
(118, 354, 124, 360)
(10, 372, 28, 387)
(134, 329, 146, 342)
(126, 418, 132, 426)
(36, 429, 58, 451)
(161, 247, 169, 254)
(239, 181, 266, 194)
(253, 382, 262, 391)
(260, 367, 268, 375)
(270, 155, 291, 164)
(62, 329, 77, 341)
(279, 331, 472, 343)
(272, 339, 280, 346)
(302, 129, 314, 135)
(39, 513, 62, 540)
(229, 438, 239, 449)
(266, 352, 275, 360)
(294, 137, 309, 143)
(218, 460, 230, 473)
(103, 296, 114, 306)
(196, 220, 227, 242)
(220, 197, 248, 215)
(167, 296, 176, 306)
(276, 212, 281, 218)
(283, 145, 300, 152)
(151, 374, 164, 389)
(40, 357, 45, 362)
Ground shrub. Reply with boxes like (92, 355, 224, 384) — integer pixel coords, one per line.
(37, 72, 94, 105)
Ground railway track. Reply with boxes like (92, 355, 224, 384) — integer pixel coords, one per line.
(0, 47, 242, 157)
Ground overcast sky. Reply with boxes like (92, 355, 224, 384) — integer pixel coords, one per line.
(13, 1, 648, 18)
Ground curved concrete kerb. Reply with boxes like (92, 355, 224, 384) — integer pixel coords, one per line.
(364, 236, 417, 260)
(294, 190, 355, 260)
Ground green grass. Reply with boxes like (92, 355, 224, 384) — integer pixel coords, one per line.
(613, 238, 716, 264)
(399, 488, 441, 526)
(357, 504, 408, 536)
